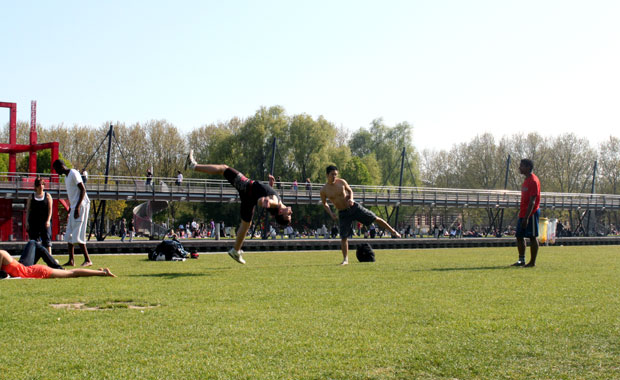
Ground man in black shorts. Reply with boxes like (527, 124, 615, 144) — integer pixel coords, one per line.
(185, 150, 292, 264)
(320, 165, 401, 265)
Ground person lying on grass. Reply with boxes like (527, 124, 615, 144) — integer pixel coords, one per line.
(0, 249, 115, 279)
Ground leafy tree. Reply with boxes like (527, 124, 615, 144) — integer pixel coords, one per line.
(341, 156, 373, 186)
(144, 120, 186, 178)
(287, 114, 336, 182)
(0, 154, 7, 173)
(597, 136, 620, 194)
(502, 133, 551, 190)
(236, 106, 288, 179)
(349, 119, 419, 186)
(547, 133, 596, 193)
(16, 149, 70, 173)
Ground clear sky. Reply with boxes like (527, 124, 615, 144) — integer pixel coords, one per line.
(1, 1, 619, 152)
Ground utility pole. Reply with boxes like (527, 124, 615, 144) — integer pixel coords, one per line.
(393, 147, 406, 229)
(96, 125, 114, 241)
(498, 154, 511, 236)
(261, 138, 277, 239)
(586, 160, 597, 236)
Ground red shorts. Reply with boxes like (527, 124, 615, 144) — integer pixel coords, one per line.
(1, 261, 53, 279)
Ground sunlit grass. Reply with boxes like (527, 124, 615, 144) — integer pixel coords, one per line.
(1, 246, 618, 379)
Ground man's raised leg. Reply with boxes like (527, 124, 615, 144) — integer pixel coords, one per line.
(375, 217, 401, 238)
(186, 150, 229, 175)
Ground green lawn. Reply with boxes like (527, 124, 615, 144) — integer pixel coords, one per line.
(1, 246, 618, 380)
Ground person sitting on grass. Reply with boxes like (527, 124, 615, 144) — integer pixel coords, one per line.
(184, 150, 292, 264)
(0, 249, 115, 279)
(18, 240, 64, 269)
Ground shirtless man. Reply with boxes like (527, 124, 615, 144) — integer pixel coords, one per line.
(185, 150, 292, 264)
(320, 165, 400, 265)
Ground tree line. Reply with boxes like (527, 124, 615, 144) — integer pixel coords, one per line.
(2, 106, 619, 232)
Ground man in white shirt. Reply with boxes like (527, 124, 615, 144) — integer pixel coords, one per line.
(53, 160, 93, 267)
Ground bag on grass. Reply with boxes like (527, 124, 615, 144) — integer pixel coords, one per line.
(149, 240, 189, 261)
(356, 243, 375, 262)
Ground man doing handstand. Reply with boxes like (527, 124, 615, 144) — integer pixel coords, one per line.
(185, 150, 292, 264)
(320, 165, 401, 265)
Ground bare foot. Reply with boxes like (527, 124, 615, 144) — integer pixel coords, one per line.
(340, 261, 349, 266)
(102, 268, 116, 277)
(63, 261, 74, 267)
(81, 261, 93, 267)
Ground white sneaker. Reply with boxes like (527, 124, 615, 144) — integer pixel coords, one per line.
(228, 248, 246, 264)
(184, 149, 197, 170)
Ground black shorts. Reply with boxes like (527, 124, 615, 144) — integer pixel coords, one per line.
(224, 168, 251, 194)
(338, 202, 377, 238)
(224, 168, 255, 222)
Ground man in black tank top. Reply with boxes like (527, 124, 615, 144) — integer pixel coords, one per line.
(185, 150, 292, 264)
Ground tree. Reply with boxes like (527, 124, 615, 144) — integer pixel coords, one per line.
(458, 133, 506, 189)
(546, 133, 596, 193)
(144, 120, 186, 178)
(231, 106, 289, 179)
(16, 149, 70, 173)
(349, 119, 419, 186)
(0, 154, 7, 173)
(503, 133, 551, 191)
(341, 156, 373, 186)
(186, 118, 242, 178)
(287, 114, 336, 182)
(597, 136, 620, 195)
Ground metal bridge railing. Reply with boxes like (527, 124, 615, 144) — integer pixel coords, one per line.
(1, 172, 620, 210)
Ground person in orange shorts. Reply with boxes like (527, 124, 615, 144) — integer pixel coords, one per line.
(0, 250, 115, 279)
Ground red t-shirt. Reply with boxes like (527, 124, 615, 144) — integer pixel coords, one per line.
(1, 261, 53, 279)
(519, 173, 541, 218)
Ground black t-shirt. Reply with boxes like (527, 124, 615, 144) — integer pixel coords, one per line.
(239, 180, 278, 222)
(28, 193, 50, 226)
(224, 168, 279, 222)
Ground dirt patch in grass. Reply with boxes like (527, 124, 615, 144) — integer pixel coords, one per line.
(51, 300, 159, 310)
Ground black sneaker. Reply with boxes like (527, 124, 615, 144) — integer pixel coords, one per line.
(511, 260, 525, 267)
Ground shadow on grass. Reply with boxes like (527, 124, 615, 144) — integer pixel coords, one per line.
(431, 265, 510, 272)
(126, 272, 213, 279)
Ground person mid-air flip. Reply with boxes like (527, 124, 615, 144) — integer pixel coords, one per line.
(185, 150, 292, 264)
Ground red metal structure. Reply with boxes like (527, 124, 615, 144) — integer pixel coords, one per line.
(0, 101, 60, 241)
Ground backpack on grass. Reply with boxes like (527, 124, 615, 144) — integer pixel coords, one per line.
(148, 240, 189, 261)
(356, 243, 375, 262)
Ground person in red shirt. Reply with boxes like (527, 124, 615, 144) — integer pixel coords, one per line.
(0, 249, 115, 279)
(514, 159, 541, 267)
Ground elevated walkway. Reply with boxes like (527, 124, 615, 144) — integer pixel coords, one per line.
(2, 172, 620, 210)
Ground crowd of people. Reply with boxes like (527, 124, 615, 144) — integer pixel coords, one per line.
(6, 154, 606, 275)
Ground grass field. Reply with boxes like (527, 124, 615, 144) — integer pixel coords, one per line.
(1, 246, 618, 380)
